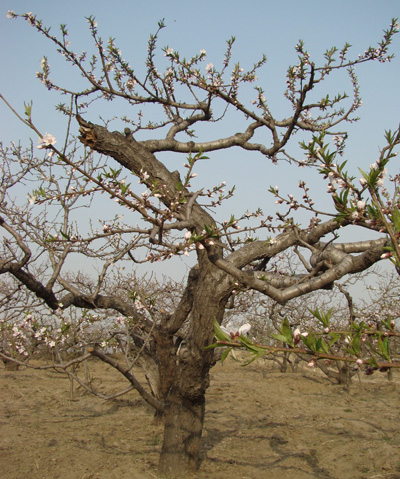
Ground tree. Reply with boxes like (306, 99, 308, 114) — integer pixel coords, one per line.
(223, 273, 400, 385)
(1, 12, 400, 477)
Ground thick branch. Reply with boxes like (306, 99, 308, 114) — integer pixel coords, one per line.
(77, 116, 215, 236)
(206, 239, 386, 304)
(0, 254, 145, 319)
(163, 265, 199, 334)
(0, 259, 60, 309)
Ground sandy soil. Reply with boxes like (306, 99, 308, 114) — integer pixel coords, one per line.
(1, 357, 399, 479)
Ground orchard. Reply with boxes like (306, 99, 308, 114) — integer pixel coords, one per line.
(1, 10, 400, 477)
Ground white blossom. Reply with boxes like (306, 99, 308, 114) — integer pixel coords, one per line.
(37, 133, 56, 150)
(238, 323, 251, 335)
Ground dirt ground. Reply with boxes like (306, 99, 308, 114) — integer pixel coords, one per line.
(1, 357, 399, 479)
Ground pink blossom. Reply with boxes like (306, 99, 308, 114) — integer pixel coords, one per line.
(37, 133, 56, 149)
(140, 169, 150, 181)
(307, 358, 317, 368)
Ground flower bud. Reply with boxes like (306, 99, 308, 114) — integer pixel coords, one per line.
(307, 358, 317, 368)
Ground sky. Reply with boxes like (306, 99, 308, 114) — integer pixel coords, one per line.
(1, 0, 400, 294)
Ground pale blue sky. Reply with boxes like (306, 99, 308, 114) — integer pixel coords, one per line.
(1, 0, 400, 287)
(1, 1, 399, 190)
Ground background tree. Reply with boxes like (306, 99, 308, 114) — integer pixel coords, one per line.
(1, 12, 399, 477)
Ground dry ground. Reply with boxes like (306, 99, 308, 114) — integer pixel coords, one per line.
(1, 357, 399, 479)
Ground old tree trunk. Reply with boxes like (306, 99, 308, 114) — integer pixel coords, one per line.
(155, 265, 231, 476)
(77, 117, 234, 476)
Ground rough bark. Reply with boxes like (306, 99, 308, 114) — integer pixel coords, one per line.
(159, 392, 205, 476)
(155, 263, 231, 476)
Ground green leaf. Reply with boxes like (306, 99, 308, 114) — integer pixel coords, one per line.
(59, 230, 70, 240)
(328, 332, 341, 347)
(391, 207, 400, 232)
(24, 100, 32, 121)
(221, 348, 232, 363)
(369, 356, 379, 368)
(382, 315, 393, 330)
(119, 182, 130, 195)
(239, 335, 265, 354)
(309, 308, 332, 328)
(213, 318, 231, 342)
(45, 234, 56, 243)
(241, 350, 265, 366)
(280, 317, 291, 337)
(278, 317, 294, 347)
(378, 336, 390, 361)
(320, 338, 329, 354)
(301, 333, 317, 353)
(271, 333, 291, 345)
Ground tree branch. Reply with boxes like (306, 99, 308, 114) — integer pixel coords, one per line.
(88, 347, 165, 412)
